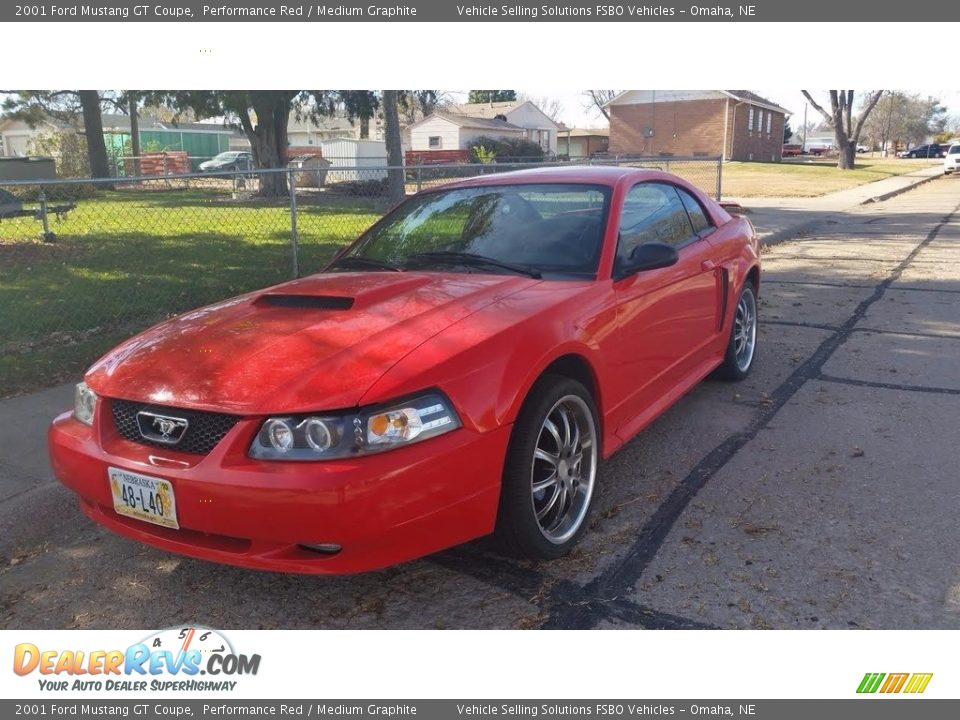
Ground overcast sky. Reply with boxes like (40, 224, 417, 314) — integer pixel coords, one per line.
(509, 89, 960, 129)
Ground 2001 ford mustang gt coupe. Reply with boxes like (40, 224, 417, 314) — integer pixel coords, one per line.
(49, 166, 760, 574)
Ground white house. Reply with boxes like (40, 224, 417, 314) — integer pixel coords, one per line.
(287, 114, 374, 148)
(0, 117, 68, 156)
(446, 100, 561, 155)
(408, 112, 527, 152)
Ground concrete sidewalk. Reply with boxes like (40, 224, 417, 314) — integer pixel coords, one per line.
(727, 164, 944, 244)
(0, 383, 72, 503)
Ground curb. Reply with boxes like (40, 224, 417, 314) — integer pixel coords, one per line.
(757, 172, 941, 248)
(860, 171, 942, 204)
(759, 216, 837, 248)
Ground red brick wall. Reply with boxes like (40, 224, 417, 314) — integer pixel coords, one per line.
(726, 103, 785, 162)
(609, 99, 728, 157)
(609, 98, 786, 162)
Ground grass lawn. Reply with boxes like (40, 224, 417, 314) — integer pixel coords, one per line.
(722, 157, 940, 198)
(1, 187, 383, 397)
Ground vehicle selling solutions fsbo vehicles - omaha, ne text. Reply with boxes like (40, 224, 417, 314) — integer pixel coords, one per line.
(49, 166, 761, 574)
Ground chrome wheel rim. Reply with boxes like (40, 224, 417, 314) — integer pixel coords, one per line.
(530, 395, 597, 544)
(734, 287, 757, 372)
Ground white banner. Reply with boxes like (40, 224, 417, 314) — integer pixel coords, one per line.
(2, 629, 953, 699)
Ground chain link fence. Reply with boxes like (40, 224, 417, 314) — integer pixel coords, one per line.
(0, 157, 721, 397)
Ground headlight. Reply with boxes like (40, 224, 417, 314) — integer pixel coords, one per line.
(74, 382, 97, 426)
(248, 392, 461, 461)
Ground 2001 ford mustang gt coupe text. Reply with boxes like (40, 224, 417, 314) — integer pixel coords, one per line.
(49, 166, 760, 574)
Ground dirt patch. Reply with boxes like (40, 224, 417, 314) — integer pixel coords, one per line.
(0, 239, 85, 268)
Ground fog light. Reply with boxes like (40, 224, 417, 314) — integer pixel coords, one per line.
(299, 543, 342, 555)
(74, 382, 97, 426)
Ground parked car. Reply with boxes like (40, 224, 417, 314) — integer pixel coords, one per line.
(782, 144, 803, 157)
(199, 151, 254, 172)
(943, 144, 960, 174)
(856, 144, 869, 153)
(48, 166, 761, 574)
(900, 144, 944, 159)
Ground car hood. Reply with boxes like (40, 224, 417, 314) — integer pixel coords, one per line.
(85, 272, 539, 414)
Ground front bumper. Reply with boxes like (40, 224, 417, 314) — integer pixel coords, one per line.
(48, 402, 510, 574)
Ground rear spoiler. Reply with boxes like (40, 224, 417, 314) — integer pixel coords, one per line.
(719, 201, 748, 216)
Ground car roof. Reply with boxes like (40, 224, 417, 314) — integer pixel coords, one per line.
(435, 164, 682, 190)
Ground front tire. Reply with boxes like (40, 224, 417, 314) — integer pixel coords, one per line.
(716, 280, 758, 381)
(494, 376, 599, 559)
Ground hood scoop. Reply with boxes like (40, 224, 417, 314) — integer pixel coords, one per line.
(255, 294, 354, 310)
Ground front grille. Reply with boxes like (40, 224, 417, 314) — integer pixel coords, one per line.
(111, 399, 240, 455)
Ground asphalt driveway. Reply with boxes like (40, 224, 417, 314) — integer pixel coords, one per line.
(2, 177, 958, 629)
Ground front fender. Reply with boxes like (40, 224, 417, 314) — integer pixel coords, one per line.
(358, 281, 618, 440)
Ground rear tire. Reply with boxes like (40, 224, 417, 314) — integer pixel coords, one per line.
(494, 375, 599, 560)
(715, 280, 758, 381)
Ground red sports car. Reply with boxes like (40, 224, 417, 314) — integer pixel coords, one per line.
(49, 166, 760, 574)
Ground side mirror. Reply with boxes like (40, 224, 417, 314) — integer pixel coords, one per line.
(617, 241, 679, 278)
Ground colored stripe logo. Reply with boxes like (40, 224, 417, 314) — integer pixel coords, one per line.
(857, 672, 933, 694)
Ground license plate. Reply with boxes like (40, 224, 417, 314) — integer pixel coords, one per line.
(109, 467, 179, 529)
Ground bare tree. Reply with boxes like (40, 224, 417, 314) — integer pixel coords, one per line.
(862, 92, 947, 154)
(521, 94, 564, 122)
(801, 90, 884, 169)
(582, 90, 619, 121)
(397, 90, 453, 126)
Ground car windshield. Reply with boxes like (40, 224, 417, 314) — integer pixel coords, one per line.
(213, 152, 240, 161)
(339, 183, 611, 278)
(950, 146, 960, 155)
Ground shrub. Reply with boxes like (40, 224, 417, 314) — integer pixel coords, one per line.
(26, 131, 91, 179)
(471, 145, 497, 164)
(469, 136, 545, 163)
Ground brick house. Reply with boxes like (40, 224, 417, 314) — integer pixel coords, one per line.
(605, 91, 791, 162)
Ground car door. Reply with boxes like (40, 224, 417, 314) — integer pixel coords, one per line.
(608, 182, 722, 437)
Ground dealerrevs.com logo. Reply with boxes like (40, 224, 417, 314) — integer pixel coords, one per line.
(14, 626, 261, 692)
(857, 672, 933, 694)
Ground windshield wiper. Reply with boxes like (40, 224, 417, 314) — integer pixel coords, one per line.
(406, 251, 541, 279)
(329, 255, 404, 272)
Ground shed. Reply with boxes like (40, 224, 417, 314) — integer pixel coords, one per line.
(319, 138, 388, 182)
(289, 154, 332, 188)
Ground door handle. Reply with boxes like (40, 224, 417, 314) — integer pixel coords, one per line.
(701, 259, 717, 271)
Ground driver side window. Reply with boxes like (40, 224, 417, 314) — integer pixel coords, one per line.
(616, 182, 696, 269)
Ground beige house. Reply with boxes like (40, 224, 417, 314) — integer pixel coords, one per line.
(408, 112, 527, 153)
(557, 127, 609, 159)
(446, 100, 561, 155)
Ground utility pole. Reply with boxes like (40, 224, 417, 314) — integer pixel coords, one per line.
(802, 102, 807, 152)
